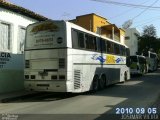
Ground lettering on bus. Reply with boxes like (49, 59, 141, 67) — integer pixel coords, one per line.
(34, 34, 54, 46)
(31, 22, 59, 33)
(0, 52, 11, 68)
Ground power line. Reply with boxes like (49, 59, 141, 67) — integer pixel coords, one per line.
(133, 15, 160, 27)
(109, 0, 151, 20)
(134, 15, 160, 24)
(131, 0, 159, 20)
(133, 19, 159, 27)
(91, 0, 160, 10)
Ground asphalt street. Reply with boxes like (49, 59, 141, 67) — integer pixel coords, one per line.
(0, 69, 160, 120)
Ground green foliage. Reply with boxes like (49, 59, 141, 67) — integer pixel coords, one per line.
(142, 24, 157, 37)
(138, 24, 160, 57)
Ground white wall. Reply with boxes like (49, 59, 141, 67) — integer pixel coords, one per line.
(0, 7, 39, 93)
(120, 34, 125, 45)
(0, 7, 38, 54)
(125, 28, 140, 56)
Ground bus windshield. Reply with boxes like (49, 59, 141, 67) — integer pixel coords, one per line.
(25, 21, 66, 50)
(130, 56, 138, 62)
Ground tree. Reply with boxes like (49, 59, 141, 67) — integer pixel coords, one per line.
(138, 24, 158, 54)
(142, 24, 157, 37)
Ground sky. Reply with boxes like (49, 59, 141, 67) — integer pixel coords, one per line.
(8, 0, 160, 37)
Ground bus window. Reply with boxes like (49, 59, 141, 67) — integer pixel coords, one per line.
(114, 43, 120, 55)
(126, 48, 130, 57)
(150, 53, 156, 58)
(130, 56, 138, 63)
(107, 41, 114, 54)
(120, 45, 124, 56)
(93, 37, 97, 51)
(139, 57, 145, 64)
(78, 32, 85, 49)
(101, 39, 106, 53)
(72, 29, 79, 48)
(85, 34, 96, 51)
(122, 46, 126, 56)
(119, 45, 122, 56)
(85, 34, 89, 49)
(107, 41, 111, 53)
(142, 50, 148, 57)
(96, 38, 101, 52)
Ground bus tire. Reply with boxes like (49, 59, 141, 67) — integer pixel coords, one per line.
(124, 72, 127, 81)
(92, 75, 99, 92)
(99, 75, 106, 89)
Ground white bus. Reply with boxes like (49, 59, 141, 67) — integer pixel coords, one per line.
(130, 55, 148, 75)
(24, 20, 130, 93)
(142, 51, 159, 71)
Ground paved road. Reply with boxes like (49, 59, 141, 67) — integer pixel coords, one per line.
(0, 69, 160, 120)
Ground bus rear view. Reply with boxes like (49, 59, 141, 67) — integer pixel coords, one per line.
(24, 20, 67, 92)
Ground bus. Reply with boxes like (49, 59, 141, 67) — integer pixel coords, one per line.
(24, 20, 130, 93)
(142, 51, 159, 71)
(130, 55, 148, 75)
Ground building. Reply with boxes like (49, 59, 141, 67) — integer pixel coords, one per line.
(0, 0, 47, 54)
(0, 0, 47, 93)
(70, 13, 125, 44)
(125, 28, 140, 55)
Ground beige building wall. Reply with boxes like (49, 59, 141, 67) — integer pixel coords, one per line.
(70, 13, 125, 43)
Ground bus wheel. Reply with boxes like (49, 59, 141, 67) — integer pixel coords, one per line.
(124, 72, 127, 81)
(99, 75, 106, 89)
(92, 75, 99, 92)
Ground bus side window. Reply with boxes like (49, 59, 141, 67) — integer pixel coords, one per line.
(110, 42, 114, 54)
(96, 38, 101, 52)
(78, 32, 85, 49)
(93, 37, 97, 51)
(126, 48, 130, 57)
(85, 34, 89, 49)
(120, 45, 123, 56)
(72, 29, 79, 48)
(85, 34, 95, 51)
(142, 50, 148, 57)
(107, 41, 111, 53)
(122, 46, 126, 56)
(107, 41, 114, 54)
(150, 53, 156, 58)
(101, 39, 106, 53)
(114, 43, 120, 55)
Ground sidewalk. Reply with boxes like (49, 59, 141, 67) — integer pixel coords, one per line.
(0, 90, 36, 103)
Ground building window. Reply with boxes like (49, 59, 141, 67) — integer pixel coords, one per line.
(18, 27, 26, 54)
(96, 27, 101, 34)
(0, 22, 11, 52)
(125, 36, 130, 40)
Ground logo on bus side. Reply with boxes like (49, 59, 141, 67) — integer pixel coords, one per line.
(91, 54, 106, 63)
(92, 54, 125, 64)
(106, 55, 115, 64)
